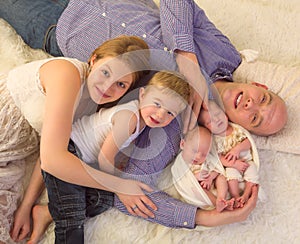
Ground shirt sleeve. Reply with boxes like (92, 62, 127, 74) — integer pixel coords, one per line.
(159, 0, 196, 53)
(113, 119, 197, 229)
(114, 190, 197, 229)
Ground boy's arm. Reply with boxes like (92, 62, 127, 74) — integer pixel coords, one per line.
(98, 110, 137, 175)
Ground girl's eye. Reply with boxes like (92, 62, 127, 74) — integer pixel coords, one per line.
(117, 82, 126, 89)
(102, 69, 110, 77)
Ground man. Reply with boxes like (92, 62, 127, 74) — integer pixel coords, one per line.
(3, 0, 286, 242)
(0, 0, 287, 135)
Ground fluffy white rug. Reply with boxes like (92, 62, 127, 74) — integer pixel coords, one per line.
(1, 0, 300, 243)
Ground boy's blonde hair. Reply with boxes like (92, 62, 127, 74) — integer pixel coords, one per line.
(89, 35, 150, 85)
(145, 70, 190, 103)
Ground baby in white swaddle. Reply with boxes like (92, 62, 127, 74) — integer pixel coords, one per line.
(172, 100, 261, 212)
(171, 126, 235, 212)
(198, 100, 260, 208)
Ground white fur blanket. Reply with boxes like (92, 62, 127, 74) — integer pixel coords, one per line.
(1, 0, 300, 243)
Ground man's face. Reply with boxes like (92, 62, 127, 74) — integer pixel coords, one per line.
(213, 82, 287, 135)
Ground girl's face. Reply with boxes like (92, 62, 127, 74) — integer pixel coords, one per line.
(87, 56, 134, 104)
(139, 86, 186, 128)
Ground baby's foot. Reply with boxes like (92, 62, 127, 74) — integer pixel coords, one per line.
(225, 198, 235, 211)
(236, 194, 250, 208)
(27, 205, 52, 244)
(216, 199, 228, 212)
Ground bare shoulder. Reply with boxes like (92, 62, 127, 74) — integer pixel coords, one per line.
(39, 59, 81, 91)
(112, 108, 138, 134)
(40, 59, 79, 75)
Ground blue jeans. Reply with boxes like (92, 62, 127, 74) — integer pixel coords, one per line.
(42, 140, 114, 244)
(0, 0, 69, 56)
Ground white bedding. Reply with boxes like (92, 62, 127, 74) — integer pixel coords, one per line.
(1, 0, 300, 243)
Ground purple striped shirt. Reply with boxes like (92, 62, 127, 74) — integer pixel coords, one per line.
(114, 119, 197, 229)
(56, 0, 241, 80)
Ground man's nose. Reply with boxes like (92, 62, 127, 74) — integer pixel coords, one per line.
(244, 98, 255, 110)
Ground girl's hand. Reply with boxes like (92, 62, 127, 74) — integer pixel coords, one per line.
(10, 203, 31, 242)
(116, 180, 157, 219)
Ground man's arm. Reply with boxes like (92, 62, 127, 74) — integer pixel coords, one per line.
(195, 185, 258, 226)
(159, 0, 209, 131)
(115, 122, 258, 228)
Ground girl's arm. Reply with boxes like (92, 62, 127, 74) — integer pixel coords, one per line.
(39, 60, 156, 216)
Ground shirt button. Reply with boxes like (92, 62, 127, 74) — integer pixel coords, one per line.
(142, 34, 147, 38)
(183, 221, 188, 226)
(164, 47, 168, 51)
(102, 12, 106, 17)
(121, 23, 126, 27)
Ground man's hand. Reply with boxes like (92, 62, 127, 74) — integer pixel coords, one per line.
(175, 50, 208, 133)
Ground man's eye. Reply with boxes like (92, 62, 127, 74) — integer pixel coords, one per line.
(261, 95, 266, 103)
(252, 114, 257, 123)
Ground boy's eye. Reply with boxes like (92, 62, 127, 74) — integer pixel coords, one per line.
(102, 69, 110, 77)
(167, 111, 174, 117)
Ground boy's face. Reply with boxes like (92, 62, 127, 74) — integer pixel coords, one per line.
(139, 86, 186, 128)
(180, 131, 211, 165)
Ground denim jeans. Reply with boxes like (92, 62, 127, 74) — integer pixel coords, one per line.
(0, 0, 69, 56)
(42, 140, 114, 244)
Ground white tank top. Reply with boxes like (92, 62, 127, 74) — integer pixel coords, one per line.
(6, 57, 97, 134)
(71, 100, 142, 164)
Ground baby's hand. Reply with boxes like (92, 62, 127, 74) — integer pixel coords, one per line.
(200, 177, 213, 190)
(225, 150, 239, 162)
(195, 170, 209, 181)
(219, 154, 235, 167)
(233, 159, 249, 173)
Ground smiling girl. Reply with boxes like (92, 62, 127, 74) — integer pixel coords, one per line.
(1, 35, 153, 244)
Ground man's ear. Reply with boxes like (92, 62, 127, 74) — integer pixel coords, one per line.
(251, 82, 268, 90)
